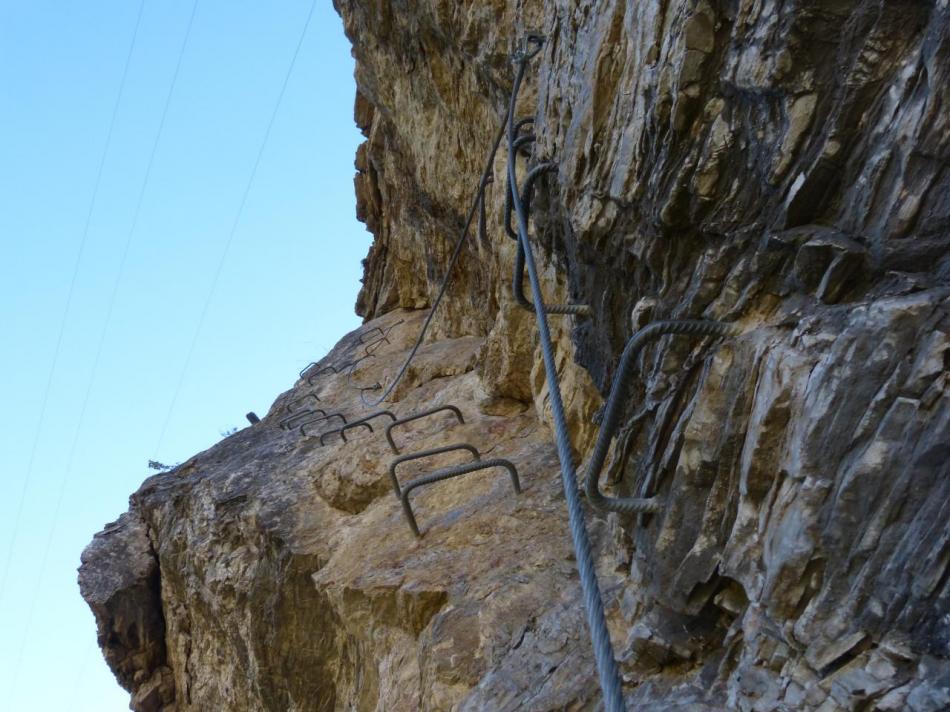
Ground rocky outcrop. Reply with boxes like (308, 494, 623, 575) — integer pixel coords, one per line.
(81, 1, 948, 710)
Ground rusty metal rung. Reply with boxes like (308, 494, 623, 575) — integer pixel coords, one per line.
(388, 443, 480, 498)
(321, 410, 396, 447)
(279, 408, 327, 430)
(399, 458, 521, 537)
(363, 335, 390, 357)
(307, 365, 338, 385)
(299, 412, 347, 436)
(286, 391, 321, 412)
(385, 405, 465, 454)
(358, 326, 384, 344)
(320, 420, 373, 446)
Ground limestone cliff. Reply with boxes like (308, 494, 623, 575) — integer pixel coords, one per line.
(80, 1, 949, 710)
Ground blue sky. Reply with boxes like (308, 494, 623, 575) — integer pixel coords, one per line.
(0, 1, 369, 708)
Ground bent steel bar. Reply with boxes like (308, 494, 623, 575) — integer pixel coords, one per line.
(320, 421, 373, 446)
(521, 162, 557, 219)
(507, 37, 626, 712)
(513, 241, 591, 316)
(286, 391, 321, 412)
(507, 163, 588, 316)
(399, 458, 520, 537)
(338, 410, 396, 444)
(360, 118, 509, 409)
(363, 336, 390, 357)
(477, 175, 493, 248)
(307, 365, 338, 385)
(585, 320, 740, 514)
(299, 362, 318, 378)
(359, 326, 384, 344)
(388, 443, 481, 498)
(299, 412, 347, 436)
(385, 405, 465, 454)
(279, 408, 327, 430)
(342, 410, 397, 441)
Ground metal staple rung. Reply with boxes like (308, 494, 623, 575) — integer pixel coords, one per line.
(359, 326, 385, 344)
(320, 421, 373, 446)
(307, 365, 338, 385)
(385, 405, 465, 454)
(299, 412, 347, 437)
(328, 410, 397, 447)
(388, 443, 481, 498)
(585, 320, 739, 515)
(363, 336, 390, 357)
(279, 408, 327, 430)
(506, 131, 588, 317)
(286, 391, 321, 412)
(399, 458, 521, 537)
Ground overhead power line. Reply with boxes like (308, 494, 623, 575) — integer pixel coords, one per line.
(8, 0, 201, 691)
(0, 0, 147, 603)
(152, 0, 318, 458)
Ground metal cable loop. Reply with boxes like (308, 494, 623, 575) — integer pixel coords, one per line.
(399, 458, 521, 537)
(507, 45, 626, 712)
(359, 119, 509, 409)
(388, 443, 481, 498)
(585, 320, 740, 514)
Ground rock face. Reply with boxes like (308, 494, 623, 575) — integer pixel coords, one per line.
(80, 1, 949, 710)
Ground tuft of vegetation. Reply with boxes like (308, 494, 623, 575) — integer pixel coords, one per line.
(147, 460, 176, 472)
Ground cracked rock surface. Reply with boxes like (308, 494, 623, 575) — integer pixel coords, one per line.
(81, 1, 948, 710)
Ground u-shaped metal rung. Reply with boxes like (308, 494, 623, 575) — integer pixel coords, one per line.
(320, 420, 373, 446)
(363, 336, 390, 357)
(385, 405, 465, 454)
(585, 320, 740, 515)
(335, 410, 397, 445)
(388, 443, 481, 498)
(299, 412, 347, 436)
(399, 458, 521, 537)
(299, 362, 319, 379)
(358, 326, 385, 344)
(279, 408, 327, 430)
(286, 391, 321, 412)
(507, 161, 589, 317)
(307, 365, 338, 385)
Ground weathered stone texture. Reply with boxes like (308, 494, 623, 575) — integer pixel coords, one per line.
(81, 1, 948, 710)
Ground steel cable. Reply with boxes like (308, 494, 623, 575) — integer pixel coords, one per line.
(359, 119, 508, 408)
(506, 36, 626, 712)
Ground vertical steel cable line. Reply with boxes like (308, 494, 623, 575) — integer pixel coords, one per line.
(506, 37, 627, 711)
(0, 0, 148, 603)
(9, 0, 201, 689)
(359, 119, 508, 408)
(153, 0, 317, 458)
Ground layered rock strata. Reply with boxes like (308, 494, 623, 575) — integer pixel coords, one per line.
(81, 1, 949, 710)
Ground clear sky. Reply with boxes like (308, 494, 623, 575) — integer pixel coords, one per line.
(0, 1, 369, 708)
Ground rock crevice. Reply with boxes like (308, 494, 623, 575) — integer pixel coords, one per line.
(81, 1, 948, 710)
